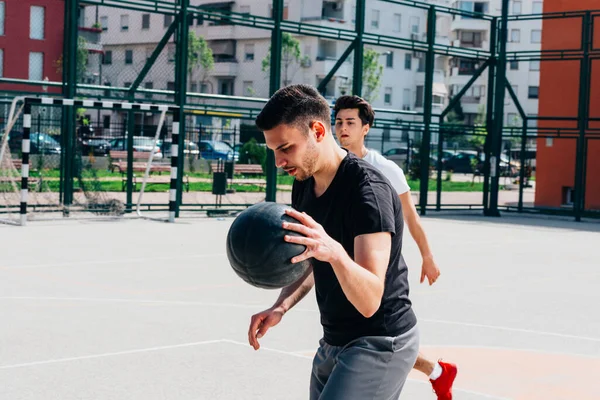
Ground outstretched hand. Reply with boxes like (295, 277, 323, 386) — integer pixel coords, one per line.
(248, 307, 285, 350)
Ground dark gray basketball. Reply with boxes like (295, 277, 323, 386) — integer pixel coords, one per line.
(226, 202, 311, 289)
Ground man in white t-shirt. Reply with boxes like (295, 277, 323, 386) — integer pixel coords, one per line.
(333, 95, 457, 400)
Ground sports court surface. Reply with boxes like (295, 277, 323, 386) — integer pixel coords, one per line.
(0, 213, 598, 399)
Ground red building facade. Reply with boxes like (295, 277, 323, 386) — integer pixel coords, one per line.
(0, 0, 65, 94)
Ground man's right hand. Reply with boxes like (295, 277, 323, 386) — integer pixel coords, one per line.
(248, 307, 285, 350)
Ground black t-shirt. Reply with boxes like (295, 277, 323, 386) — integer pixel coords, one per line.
(291, 151, 417, 346)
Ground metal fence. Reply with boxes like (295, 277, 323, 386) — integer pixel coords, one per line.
(0, 0, 598, 221)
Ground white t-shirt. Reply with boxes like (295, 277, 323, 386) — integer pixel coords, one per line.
(362, 149, 411, 195)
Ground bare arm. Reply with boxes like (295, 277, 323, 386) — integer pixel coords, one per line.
(271, 266, 315, 313)
(328, 232, 391, 318)
(398, 191, 440, 285)
(248, 266, 314, 350)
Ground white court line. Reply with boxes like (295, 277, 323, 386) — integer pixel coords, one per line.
(0, 339, 224, 370)
(0, 253, 225, 270)
(221, 339, 510, 400)
(2, 297, 598, 343)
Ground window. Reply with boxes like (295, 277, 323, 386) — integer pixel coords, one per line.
(167, 44, 175, 62)
(167, 81, 175, 91)
(384, 87, 392, 105)
(243, 81, 254, 96)
(29, 52, 44, 81)
(0, 2, 4, 36)
(120, 14, 129, 31)
(528, 86, 539, 99)
(0, 49, 3, 77)
(509, 60, 519, 70)
(460, 31, 482, 47)
(371, 10, 380, 29)
(218, 78, 234, 95)
(124, 81, 131, 88)
(142, 14, 150, 29)
(103, 115, 111, 130)
(125, 50, 133, 64)
(164, 14, 173, 27)
(532, 2, 543, 14)
(269, 4, 289, 20)
(30, 6, 45, 40)
(512, 1, 522, 15)
(144, 82, 153, 99)
(410, 16, 420, 34)
(530, 60, 540, 71)
(507, 113, 519, 126)
(511, 29, 520, 43)
(244, 44, 255, 61)
(402, 88, 411, 110)
(386, 51, 393, 68)
(415, 85, 424, 108)
(100, 16, 108, 31)
(393, 14, 402, 33)
(240, 5, 250, 14)
(531, 30, 542, 43)
(404, 53, 412, 70)
(102, 50, 112, 65)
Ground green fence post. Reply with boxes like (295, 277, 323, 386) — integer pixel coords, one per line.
(574, 11, 592, 221)
(483, 17, 498, 215)
(352, 0, 365, 96)
(265, 0, 283, 203)
(418, 6, 436, 216)
(61, 0, 79, 210)
(488, 0, 509, 217)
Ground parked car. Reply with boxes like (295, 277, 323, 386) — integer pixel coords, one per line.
(79, 138, 111, 156)
(8, 132, 61, 155)
(109, 136, 163, 158)
(198, 140, 239, 161)
(443, 151, 518, 176)
(159, 139, 200, 156)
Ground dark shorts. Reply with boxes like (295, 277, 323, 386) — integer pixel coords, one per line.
(309, 325, 420, 400)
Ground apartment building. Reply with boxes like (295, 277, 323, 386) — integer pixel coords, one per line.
(87, 0, 541, 139)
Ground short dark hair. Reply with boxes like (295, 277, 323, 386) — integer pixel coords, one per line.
(333, 95, 375, 127)
(255, 84, 332, 133)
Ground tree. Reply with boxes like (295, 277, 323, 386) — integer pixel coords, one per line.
(469, 105, 487, 152)
(55, 37, 90, 83)
(361, 48, 384, 103)
(262, 33, 307, 86)
(187, 32, 214, 89)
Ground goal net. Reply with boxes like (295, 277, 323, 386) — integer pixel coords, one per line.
(0, 96, 181, 225)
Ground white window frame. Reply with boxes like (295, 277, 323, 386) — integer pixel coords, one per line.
(120, 14, 129, 31)
(29, 52, 44, 81)
(531, 30, 542, 43)
(0, 2, 5, 36)
(393, 13, 402, 33)
(371, 10, 380, 29)
(30, 6, 45, 40)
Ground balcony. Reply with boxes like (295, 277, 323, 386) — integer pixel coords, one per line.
(313, 57, 353, 78)
(451, 15, 491, 33)
(212, 60, 239, 76)
(78, 26, 103, 53)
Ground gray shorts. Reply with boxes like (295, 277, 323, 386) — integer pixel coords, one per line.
(309, 325, 419, 400)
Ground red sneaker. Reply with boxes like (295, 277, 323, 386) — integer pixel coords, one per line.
(430, 360, 458, 400)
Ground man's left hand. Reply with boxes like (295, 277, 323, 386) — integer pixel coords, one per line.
(421, 256, 440, 285)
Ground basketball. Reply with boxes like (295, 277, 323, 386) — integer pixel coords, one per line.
(226, 202, 311, 289)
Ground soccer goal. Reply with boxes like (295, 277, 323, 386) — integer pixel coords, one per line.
(0, 96, 182, 226)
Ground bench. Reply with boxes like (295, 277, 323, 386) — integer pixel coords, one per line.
(109, 151, 171, 174)
(128, 175, 190, 193)
(210, 162, 263, 176)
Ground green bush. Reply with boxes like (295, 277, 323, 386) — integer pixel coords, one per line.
(239, 138, 267, 171)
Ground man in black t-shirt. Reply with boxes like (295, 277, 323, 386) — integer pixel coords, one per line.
(247, 85, 420, 399)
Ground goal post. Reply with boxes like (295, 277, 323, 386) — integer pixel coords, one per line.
(11, 96, 182, 225)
